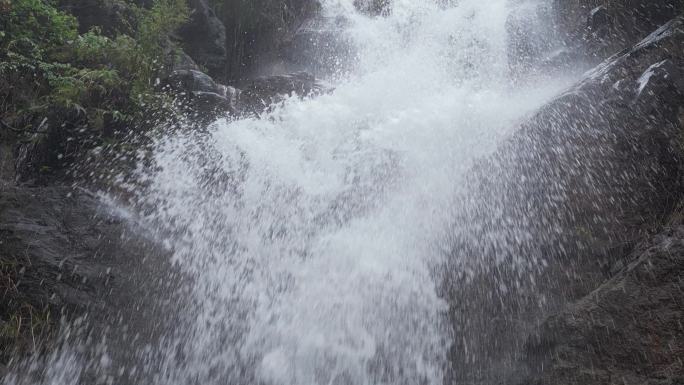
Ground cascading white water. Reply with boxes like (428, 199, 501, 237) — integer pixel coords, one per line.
(125, 1, 571, 384)
(6, 1, 574, 384)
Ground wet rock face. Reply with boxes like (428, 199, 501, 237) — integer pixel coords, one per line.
(0, 187, 124, 363)
(165, 69, 239, 117)
(553, 0, 684, 61)
(164, 69, 327, 118)
(167, 69, 224, 95)
(0, 188, 111, 314)
(0, 186, 179, 381)
(283, 16, 353, 76)
(237, 71, 328, 114)
(446, 16, 684, 385)
(221, 0, 321, 82)
(177, 0, 228, 80)
(523, 224, 684, 385)
(12, 108, 110, 185)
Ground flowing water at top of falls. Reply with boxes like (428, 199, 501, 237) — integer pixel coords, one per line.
(8, 1, 574, 384)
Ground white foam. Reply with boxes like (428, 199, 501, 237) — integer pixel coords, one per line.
(128, 1, 573, 384)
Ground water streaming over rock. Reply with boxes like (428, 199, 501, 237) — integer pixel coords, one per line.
(7, 1, 574, 384)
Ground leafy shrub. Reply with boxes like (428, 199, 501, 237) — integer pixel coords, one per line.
(0, 0, 78, 52)
(1, 0, 190, 179)
(137, 0, 188, 57)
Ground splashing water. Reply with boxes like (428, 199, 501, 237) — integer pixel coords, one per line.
(130, 1, 571, 384)
(8, 1, 574, 384)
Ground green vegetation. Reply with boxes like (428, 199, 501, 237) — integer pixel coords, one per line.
(0, 0, 189, 179)
(0, 0, 189, 361)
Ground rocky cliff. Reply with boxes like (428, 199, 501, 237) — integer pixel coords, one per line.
(520, 4, 684, 384)
(445, 3, 684, 385)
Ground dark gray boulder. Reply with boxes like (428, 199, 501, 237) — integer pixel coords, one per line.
(283, 16, 353, 76)
(176, 0, 228, 80)
(553, 0, 684, 62)
(0, 187, 114, 315)
(0, 186, 126, 364)
(164, 70, 328, 119)
(221, 0, 321, 82)
(237, 71, 328, 114)
(0, 185, 179, 383)
(166, 69, 223, 95)
(165, 69, 239, 116)
(523, 223, 684, 385)
(167, 48, 201, 73)
(444, 16, 684, 385)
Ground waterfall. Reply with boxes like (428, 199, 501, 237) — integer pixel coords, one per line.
(7, 1, 574, 384)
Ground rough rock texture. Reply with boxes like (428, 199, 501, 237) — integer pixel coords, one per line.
(176, 0, 228, 80)
(0, 187, 112, 315)
(165, 69, 239, 117)
(282, 15, 352, 75)
(11, 107, 108, 185)
(512, 15, 684, 385)
(220, 0, 321, 82)
(445, 16, 684, 385)
(237, 71, 327, 114)
(163, 69, 326, 118)
(0, 185, 178, 382)
(523, 223, 684, 385)
(0, 186, 112, 363)
(553, 0, 684, 62)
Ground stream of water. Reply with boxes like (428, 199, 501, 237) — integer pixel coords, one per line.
(8, 1, 573, 384)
